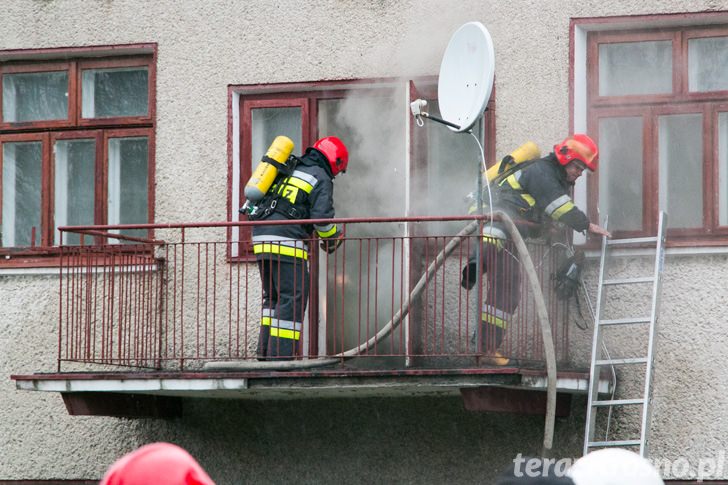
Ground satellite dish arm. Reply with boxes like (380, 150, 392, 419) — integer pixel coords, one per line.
(410, 99, 463, 131)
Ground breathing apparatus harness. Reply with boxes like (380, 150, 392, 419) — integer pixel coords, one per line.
(245, 154, 310, 221)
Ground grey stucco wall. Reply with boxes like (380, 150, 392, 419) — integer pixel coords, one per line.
(3, 0, 728, 482)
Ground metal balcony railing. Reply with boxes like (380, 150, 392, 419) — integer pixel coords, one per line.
(56, 216, 572, 372)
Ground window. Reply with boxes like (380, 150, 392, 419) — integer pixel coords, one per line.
(586, 25, 728, 244)
(0, 46, 155, 259)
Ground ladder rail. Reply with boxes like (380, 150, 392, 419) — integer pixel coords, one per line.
(639, 211, 667, 457)
(583, 211, 667, 458)
(583, 228, 610, 456)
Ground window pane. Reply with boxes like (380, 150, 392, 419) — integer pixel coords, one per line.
(54, 139, 96, 245)
(250, 107, 302, 170)
(599, 41, 672, 96)
(720, 113, 728, 226)
(2, 142, 42, 247)
(688, 37, 728, 92)
(2, 71, 68, 122)
(108, 137, 148, 241)
(598, 117, 643, 231)
(82, 67, 149, 118)
(658, 114, 703, 229)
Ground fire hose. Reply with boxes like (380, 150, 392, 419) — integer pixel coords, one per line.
(206, 220, 478, 372)
(205, 212, 557, 451)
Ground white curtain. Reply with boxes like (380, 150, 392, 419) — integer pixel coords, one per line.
(2, 145, 17, 246)
(2, 77, 18, 122)
(107, 138, 122, 238)
(81, 71, 96, 118)
(720, 113, 728, 226)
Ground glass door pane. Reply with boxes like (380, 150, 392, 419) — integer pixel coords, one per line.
(2, 141, 42, 247)
(598, 117, 644, 231)
(318, 92, 406, 356)
(423, 98, 483, 226)
(54, 139, 96, 245)
(658, 114, 703, 229)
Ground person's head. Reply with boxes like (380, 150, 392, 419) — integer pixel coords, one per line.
(100, 442, 215, 485)
(553, 134, 598, 183)
(311, 136, 349, 176)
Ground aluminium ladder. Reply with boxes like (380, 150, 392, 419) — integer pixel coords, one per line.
(583, 211, 667, 458)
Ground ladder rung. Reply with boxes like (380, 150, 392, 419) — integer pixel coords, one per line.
(595, 357, 648, 365)
(603, 276, 654, 285)
(607, 236, 658, 246)
(588, 440, 641, 448)
(599, 317, 651, 326)
(592, 398, 645, 407)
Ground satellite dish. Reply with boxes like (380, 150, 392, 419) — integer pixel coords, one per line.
(437, 21, 495, 133)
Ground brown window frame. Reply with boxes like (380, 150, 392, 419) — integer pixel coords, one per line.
(229, 79, 495, 262)
(77, 56, 155, 128)
(586, 24, 728, 246)
(0, 45, 156, 267)
(0, 60, 79, 130)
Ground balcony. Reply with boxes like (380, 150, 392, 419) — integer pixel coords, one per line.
(12, 216, 606, 417)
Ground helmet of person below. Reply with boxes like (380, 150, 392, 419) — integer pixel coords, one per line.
(554, 134, 599, 171)
(313, 136, 349, 176)
(100, 442, 216, 485)
(568, 449, 664, 485)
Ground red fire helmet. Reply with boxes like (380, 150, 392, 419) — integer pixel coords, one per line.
(554, 134, 599, 171)
(313, 136, 349, 175)
(100, 442, 215, 485)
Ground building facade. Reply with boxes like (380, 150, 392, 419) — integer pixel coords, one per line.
(2, 0, 728, 483)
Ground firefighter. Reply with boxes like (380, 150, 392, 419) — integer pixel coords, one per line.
(462, 134, 610, 365)
(100, 442, 215, 485)
(251, 136, 348, 360)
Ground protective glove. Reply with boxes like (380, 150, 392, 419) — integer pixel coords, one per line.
(461, 262, 478, 290)
(553, 250, 584, 300)
(320, 232, 344, 254)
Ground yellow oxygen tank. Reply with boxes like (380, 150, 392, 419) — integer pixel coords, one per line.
(485, 141, 541, 182)
(244, 135, 295, 203)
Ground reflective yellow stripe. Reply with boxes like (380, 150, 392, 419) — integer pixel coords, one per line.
(253, 243, 308, 260)
(285, 176, 313, 194)
(261, 316, 271, 327)
(270, 327, 301, 340)
(317, 225, 338, 238)
(482, 312, 508, 329)
(551, 201, 576, 220)
(504, 174, 535, 207)
(504, 174, 521, 190)
(482, 236, 504, 250)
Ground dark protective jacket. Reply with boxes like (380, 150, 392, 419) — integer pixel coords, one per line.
(485, 153, 590, 240)
(251, 149, 341, 262)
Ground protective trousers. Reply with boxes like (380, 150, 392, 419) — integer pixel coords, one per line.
(480, 241, 521, 354)
(257, 256, 310, 360)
